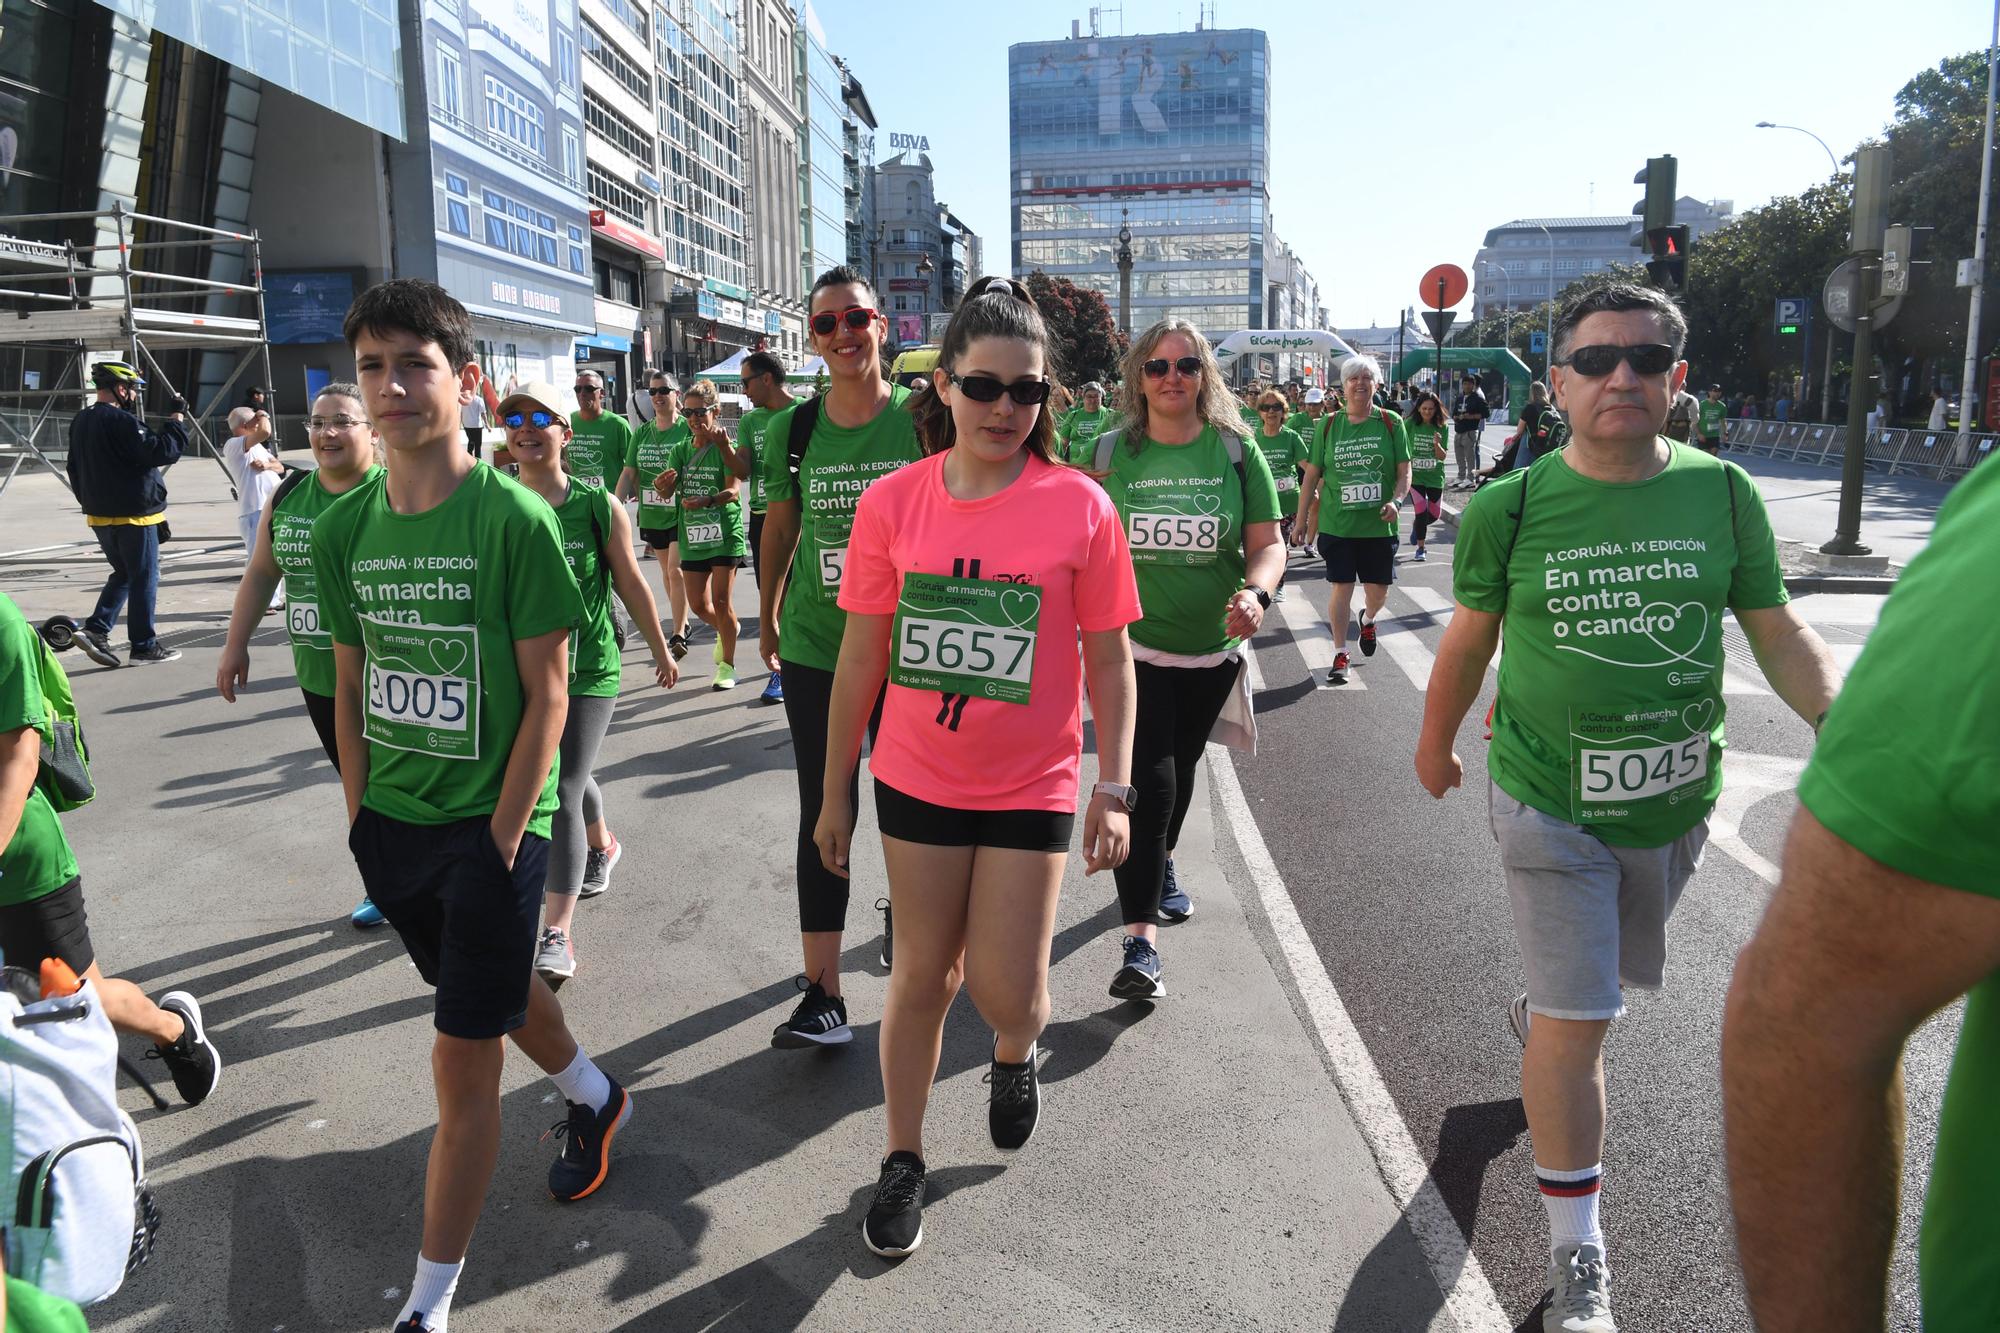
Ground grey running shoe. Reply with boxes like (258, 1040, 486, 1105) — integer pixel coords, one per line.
(579, 838, 621, 899)
(1509, 993, 1532, 1048)
(77, 628, 121, 668)
(128, 641, 182, 664)
(534, 927, 575, 981)
(1545, 1243, 1615, 1332)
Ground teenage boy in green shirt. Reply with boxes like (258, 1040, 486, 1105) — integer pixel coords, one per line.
(312, 279, 629, 1333)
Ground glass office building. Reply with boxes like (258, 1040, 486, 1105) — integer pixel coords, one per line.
(1008, 27, 1269, 341)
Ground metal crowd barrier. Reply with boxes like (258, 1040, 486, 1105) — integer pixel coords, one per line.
(1719, 417, 1995, 482)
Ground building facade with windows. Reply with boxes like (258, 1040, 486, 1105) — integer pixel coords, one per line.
(739, 0, 806, 363)
(1471, 198, 1735, 324)
(798, 1, 848, 291)
(870, 153, 983, 349)
(1009, 25, 1308, 358)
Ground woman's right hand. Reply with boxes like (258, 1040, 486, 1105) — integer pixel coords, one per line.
(216, 645, 250, 703)
(813, 799, 853, 879)
(759, 625, 782, 675)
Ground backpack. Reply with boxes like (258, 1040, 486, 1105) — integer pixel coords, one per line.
(784, 385, 912, 483)
(32, 639, 90, 814)
(1, 981, 159, 1306)
(1093, 424, 1249, 494)
(1504, 451, 1738, 566)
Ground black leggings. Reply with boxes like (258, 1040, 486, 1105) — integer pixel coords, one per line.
(749, 510, 766, 589)
(302, 689, 341, 770)
(780, 659, 883, 934)
(1410, 484, 1444, 545)
(1111, 659, 1239, 926)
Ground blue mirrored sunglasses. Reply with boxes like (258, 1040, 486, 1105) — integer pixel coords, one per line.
(503, 409, 560, 429)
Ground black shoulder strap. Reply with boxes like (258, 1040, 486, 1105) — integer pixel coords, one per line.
(786, 397, 821, 479)
(1724, 463, 1739, 560)
(1505, 462, 1532, 567)
(1219, 425, 1247, 494)
(271, 466, 312, 511)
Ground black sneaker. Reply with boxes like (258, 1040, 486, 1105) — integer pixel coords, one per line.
(861, 1151, 926, 1258)
(128, 641, 182, 665)
(546, 1076, 632, 1202)
(877, 896, 894, 970)
(668, 632, 690, 661)
(1109, 934, 1166, 1000)
(1358, 615, 1378, 657)
(1327, 651, 1350, 686)
(393, 1317, 436, 1332)
(147, 991, 221, 1105)
(76, 628, 121, 668)
(1157, 857, 1193, 923)
(772, 975, 852, 1048)
(985, 1038, 1040, 1151)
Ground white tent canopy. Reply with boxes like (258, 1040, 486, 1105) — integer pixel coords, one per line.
(1210, 330, 1358, 364)
(691, 348, 825, 384)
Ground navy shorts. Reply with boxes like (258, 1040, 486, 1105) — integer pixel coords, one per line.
(875, 778, 1074, 852)
(1318, 533, 1397, 587)
(348, 807, 549, 1040)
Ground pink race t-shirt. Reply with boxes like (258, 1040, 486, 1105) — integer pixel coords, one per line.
(839, 451, 1141, 811)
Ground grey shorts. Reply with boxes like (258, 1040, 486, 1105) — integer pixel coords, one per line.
(1488, 780, 1708, 1021)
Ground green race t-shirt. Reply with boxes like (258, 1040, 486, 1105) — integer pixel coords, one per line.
(1058, 407, 1112, 465)
(1284, 410, 1317, 440)
(1697, 398, 1728, 440)
(1793, 459, 2000, 1331)
(270, 465, 385, 697)
(568, 411, 632, 491)
(311, 463, 584, 839)
(1311, 408, 1412, 538)
(737, 405, 779, 513)
(1453, 444, 1788, 847)
(760, 386, 923, 671)
(626, 418, 691, 531)
(1407, 421, 1450, 488)
(666, 432, 748, 561)
(1094, 425, 1282, 655)
(549, 479, 620, 699)
(1254, 425, 1307, 500)
(0, 592, 78, 908)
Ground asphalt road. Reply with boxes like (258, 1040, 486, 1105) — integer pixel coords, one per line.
(1230, 524, 1948, 1332)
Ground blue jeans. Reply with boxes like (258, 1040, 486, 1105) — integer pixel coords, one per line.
(84, 523, 162, 649)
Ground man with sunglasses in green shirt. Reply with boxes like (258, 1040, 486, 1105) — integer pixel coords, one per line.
(1416, 282, 1842, 1333)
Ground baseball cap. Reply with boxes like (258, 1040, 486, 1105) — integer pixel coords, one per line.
(1303, 387, 1325, 404)
(496, 379, 578, 421)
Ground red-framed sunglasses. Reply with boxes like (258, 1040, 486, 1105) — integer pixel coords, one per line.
(810, 305, 880, 337)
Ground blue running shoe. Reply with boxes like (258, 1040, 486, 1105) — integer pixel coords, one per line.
(1109, 934, 1166, 1000)
(760, 670, 785, 704)
(1157, 857, 1193, 923)
(351, 898, 387, 929)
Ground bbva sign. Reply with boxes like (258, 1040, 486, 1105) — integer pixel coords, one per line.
(888, 132, 930, 152)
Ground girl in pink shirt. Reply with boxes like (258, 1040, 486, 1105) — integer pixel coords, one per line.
(814, 276, 1140, 1259)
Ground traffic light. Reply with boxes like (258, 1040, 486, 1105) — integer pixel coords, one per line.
(1631, 156, 1678, 245)
(1644, 225, 1690, 294)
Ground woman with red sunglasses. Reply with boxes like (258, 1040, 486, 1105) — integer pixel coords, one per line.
(757, 266, 925, 1053)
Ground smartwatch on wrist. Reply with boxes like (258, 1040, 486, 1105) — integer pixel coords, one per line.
(1242, 584, 1272, 610)
(1093, 781, 1138, 813)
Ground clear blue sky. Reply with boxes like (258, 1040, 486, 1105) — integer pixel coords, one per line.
(814, 0, 1990, 327)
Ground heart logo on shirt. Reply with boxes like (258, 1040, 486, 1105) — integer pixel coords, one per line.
(1356, 453, 1385, 474)
(998, 588, 1039, 629)
(429, 638, 471, 679)
(1639, 602, 1709, 666)
(1192, 493, 1223, 515)
(1681, 697, 1717, 737)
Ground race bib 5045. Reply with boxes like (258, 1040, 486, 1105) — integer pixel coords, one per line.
(1568, 699, 1715, 821)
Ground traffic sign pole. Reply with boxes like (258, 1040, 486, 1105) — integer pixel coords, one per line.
(1825, 146, 1890, 557)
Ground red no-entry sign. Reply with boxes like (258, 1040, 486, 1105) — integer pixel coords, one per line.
(1419, 263, 1470, 309)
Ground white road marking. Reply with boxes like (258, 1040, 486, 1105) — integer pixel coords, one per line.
(1275, 592, 1365, 689)
(1244, 639, 1266, 693)
(1401, 585, 1454, 618)
(1208, 746, 1511, 1331)
(1709, 749, 1809, 886)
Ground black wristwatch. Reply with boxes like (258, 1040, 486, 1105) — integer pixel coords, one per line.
(1243, 584, 1272, 609)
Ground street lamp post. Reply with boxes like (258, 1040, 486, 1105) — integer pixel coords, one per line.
(1116, 208, 1134, 341)
(1758, 121, 1846, 420)
(1531, 222, 1555, 380)
(1953, 2, 1998, 464)
(917, 250, 935, 343)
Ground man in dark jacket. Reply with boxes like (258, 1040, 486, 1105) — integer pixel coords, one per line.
(66, 360, 186, 665)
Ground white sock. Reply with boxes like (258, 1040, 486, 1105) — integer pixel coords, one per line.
(550, 1046, 611, 1113)
(1536, 1162, 1604, 1258)
(396, 1255, 462, 1331)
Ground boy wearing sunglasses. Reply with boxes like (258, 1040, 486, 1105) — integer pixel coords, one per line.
(1416, 283, 1840, 1333)
(311, 280, 630, 1333)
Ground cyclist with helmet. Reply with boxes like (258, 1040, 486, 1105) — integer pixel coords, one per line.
(66, 361, 188, 666)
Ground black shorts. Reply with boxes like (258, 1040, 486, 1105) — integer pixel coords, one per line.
(347, 807, 549, 1040)
(639, 526, 679, 552)
(874, 778, 1074, 853)
(1318, 533, 1397, 587)
(680, 552, 748, 573)
(0, 877, 94, 974)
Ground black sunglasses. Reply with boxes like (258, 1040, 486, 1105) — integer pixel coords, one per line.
(1560, 344, 1678, 377)
(948, 373, 1051, 405)
(649, 387, 677, 397)
(502, 409, 561, 429)
(1143, 356, 1203, 380)
(573, 384, 600, 395)
(1258, 403, 1286, 412)
(810, 305, 879, 336)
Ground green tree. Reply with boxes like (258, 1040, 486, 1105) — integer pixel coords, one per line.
(1023, 270, 1129, 386)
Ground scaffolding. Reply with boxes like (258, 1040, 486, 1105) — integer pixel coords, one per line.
(0, 202, 272, 500)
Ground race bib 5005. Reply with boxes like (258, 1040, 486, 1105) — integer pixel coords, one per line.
(358, 615, 480, 760)
(890, 572, 1040, 705)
